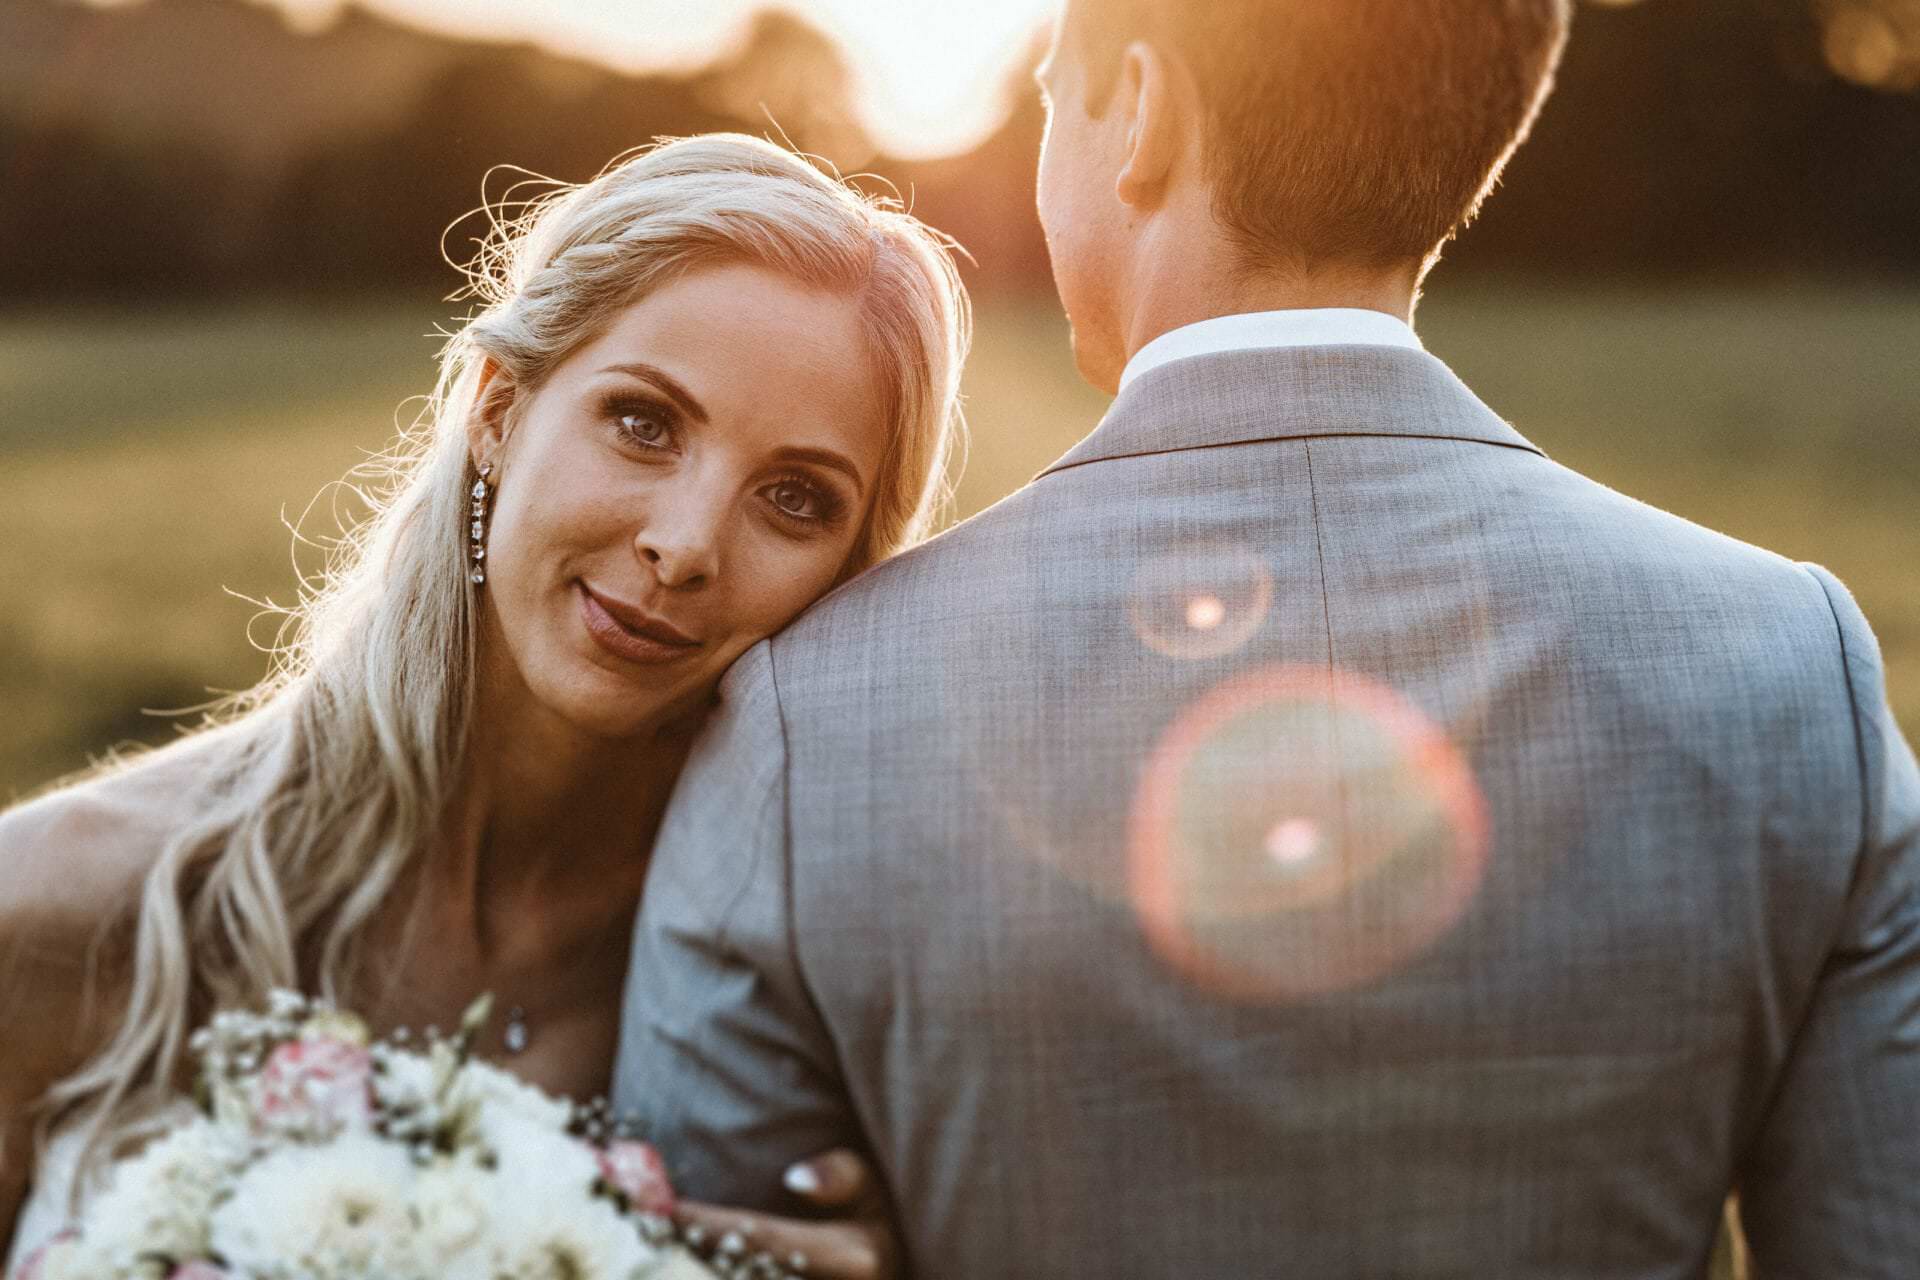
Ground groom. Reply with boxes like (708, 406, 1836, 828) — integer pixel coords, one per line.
(618, 0, 1920, 1274)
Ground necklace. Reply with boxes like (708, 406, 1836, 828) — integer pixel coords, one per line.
(503, 1005, 531, 1054)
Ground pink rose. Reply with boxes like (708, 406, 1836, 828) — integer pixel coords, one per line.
(12, 1229, 77, 1280)
(598, 1140, 676, 1215)
(167, 1265, 231, 1280)
(251, 1036, 375, 1134)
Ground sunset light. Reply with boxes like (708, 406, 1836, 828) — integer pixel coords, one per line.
(261, 0, 1060, 156)
(4, 2, 1919, 1277)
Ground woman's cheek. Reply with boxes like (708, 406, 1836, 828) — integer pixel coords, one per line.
(784, 539, 853, 623)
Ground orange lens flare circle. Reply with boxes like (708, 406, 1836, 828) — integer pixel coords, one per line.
(1126, 542, 1275, 661)
(1127, 664, 1490, 1002)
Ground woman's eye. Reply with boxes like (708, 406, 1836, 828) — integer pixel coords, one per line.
(618, 410, 670, 447)
(767, 479, 830, 522)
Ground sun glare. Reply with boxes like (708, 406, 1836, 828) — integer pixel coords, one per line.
(286, 0, 1061, 157)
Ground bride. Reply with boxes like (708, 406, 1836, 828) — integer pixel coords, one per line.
(0, 133, 968, 1277)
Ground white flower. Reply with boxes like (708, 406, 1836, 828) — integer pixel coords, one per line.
(63, 1117, 245, 1269)
(644, 1252, 728, 1280)
(11, 1230, 80, 1280)
(472, 1107, 601, 1192)
(478, 1167, 659, 1280)
(207, 1133, 415, 1279)
(207, 1075, 256, 1134)
(400, 1157, 499, 1278)
(266, 989, 310, 1022)
(369, 1043, 435, 1102)
(454, 1059, 574, 1132)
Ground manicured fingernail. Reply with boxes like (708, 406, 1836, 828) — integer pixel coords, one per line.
(783, 1162, 821, 1194)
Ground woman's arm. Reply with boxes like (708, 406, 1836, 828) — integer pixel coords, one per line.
(0, 799, 81, 1247)
(0, 786, 152, 1250)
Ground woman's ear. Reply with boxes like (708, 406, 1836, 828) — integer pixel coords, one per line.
(465, 355, 518, 471)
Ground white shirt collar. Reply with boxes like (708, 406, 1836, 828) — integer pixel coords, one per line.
(1118, 308, 1424, 392)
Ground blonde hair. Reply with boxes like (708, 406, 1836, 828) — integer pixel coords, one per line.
(43, 134, 970, 1183)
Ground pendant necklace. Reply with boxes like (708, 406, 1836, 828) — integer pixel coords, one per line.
(504, 1005, 531, 1054)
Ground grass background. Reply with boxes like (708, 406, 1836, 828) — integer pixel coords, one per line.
(1, 284, 1914, 803)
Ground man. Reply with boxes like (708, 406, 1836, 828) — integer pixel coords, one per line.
(616, 1, 1920, 1274)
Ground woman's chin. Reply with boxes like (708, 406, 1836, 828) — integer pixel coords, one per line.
(518, 664, 677, 743)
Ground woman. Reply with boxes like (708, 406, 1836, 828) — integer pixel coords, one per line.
(0, 133, 969, 1275)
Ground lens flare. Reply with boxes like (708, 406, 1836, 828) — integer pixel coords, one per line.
(1128, 665, 1489, 1001)
(1824, 4, 1907, 88)
(1185, 594, 1228, 632)
(1126, 542, 1274, 661)
(1263, 817, 1323, 868)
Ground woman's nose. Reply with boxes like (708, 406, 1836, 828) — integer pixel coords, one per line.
(634, 491, 722, 589)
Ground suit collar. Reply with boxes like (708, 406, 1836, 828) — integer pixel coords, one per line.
(1118, 308, 1424, 392)
(1040, 344, 1545, 480)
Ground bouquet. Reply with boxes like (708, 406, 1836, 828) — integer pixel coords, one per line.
(14, 992, 800, 1280)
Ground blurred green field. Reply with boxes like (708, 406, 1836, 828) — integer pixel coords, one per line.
(1, 285, 1915, 801)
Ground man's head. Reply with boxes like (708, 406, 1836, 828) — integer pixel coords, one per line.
(1036, 0, 1572, 390)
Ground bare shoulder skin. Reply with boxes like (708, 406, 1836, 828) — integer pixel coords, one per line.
(0, 740, 217, 1247)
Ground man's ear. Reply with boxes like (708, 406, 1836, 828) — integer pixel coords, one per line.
(1114, 39, 1186, 209)
(466, 355, 518, 470)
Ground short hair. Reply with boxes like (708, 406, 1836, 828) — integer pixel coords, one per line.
(1062, 0, 1573, 270)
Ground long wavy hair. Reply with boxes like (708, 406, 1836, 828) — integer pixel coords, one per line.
(41, 134, 970, 1185)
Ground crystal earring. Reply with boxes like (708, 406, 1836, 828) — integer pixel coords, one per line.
(469, 462, 493, 586)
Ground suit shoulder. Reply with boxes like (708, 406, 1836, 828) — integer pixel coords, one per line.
(772, 486, 1041, 661)
(1795, 560, 1902, 749)
(1533, 461, 1837, 617)
(1511, 468, 1875, 737)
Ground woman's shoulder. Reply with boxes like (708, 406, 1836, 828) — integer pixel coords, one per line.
(0, 739, 231, 1245)
(0, 730, 251, 1001)
(1, 733, 231, 920)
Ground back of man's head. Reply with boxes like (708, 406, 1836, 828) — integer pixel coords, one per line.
(1061, 0, 1573, 272)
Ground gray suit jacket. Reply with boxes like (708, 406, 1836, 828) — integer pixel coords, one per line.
(615, 345, 1920, 1277)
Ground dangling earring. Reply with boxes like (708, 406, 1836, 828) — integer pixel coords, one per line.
(469, 462, 493, 586)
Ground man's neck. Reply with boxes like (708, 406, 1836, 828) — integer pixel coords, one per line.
(1104, 226, 1422, 392)
(1126, 269, 1419, 365)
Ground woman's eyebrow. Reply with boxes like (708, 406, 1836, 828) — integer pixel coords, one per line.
(775, 445, 866, 496)
(594, 364, 865, 494)
(597, 362, 709, 423)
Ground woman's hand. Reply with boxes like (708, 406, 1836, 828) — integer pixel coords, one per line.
(673, 1148, 899, 1280)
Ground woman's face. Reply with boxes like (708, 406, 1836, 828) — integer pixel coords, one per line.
(474, 261, 890, 739)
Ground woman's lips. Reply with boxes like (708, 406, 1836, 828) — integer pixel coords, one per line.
(577, 581, 703, 665)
